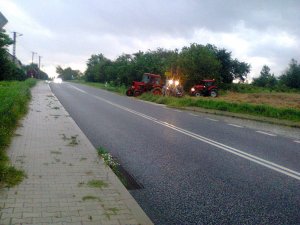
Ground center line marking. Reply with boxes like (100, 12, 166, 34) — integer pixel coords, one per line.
(189, 113, 198, 117)
(66, 84, 300, 181)
(294, 140, 300, 144)
(256, 131, 277, 137)
(228, 124, 243, 128)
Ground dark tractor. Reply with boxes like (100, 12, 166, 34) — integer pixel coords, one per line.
(126, 73, 163, 97)
(190, 79, 218, 97)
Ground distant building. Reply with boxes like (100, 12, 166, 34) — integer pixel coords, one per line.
(7, 52, 23, 69)
(0, 11, 8, 29)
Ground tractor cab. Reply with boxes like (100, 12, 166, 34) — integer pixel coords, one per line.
(126, 73, 162, 96)
(190, 79, 218, 97)
(142, 73, 161, 85)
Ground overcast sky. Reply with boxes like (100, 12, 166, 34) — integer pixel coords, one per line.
(1, 0, 299, 79)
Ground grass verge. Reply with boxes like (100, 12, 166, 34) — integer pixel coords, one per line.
(71, 80, 300, 123)
(0, 78, 37, 187)
(139, 94, 300, 122)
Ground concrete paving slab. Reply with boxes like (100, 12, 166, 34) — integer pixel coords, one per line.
(0, 81, 153, 225)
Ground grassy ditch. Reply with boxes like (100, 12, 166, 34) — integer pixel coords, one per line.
(0, 78, 37, 187)
(139, 94, 300, 122)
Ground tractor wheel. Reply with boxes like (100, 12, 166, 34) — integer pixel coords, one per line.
(126, 89, 133, 96)
(152, 88, 162, 95)
(210, 90, 218, 97)
(133, 90, 141, 97)
(195, 92, 201, 97)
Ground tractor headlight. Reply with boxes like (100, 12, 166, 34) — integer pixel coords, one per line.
(175, 80, 179, 86)
(168, 79, 174, 85)
(191, 87, 195, 92)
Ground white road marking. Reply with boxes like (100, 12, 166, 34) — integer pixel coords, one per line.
(294, 140, 300, 144)
(256, 131, 277, 137)
(205, 118, 218, 122)
(67, 84, 87, 94)
(67, 84, 300, 181)
(189, 113, 199, 117)
(228, 124, 243, 128)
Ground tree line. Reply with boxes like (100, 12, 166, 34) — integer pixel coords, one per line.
(55, 41, 299, 90)
(79, 43, 251, 89)
(253, 60, 300, 89)
(0, 29, 48, 81)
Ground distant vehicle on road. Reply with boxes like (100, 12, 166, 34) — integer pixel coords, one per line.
(190, 79, 218, 97)
(53, 78, 63, 84)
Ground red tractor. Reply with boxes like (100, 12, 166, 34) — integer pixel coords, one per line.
(126, 73, 163, 97)
(190, 79, 218, 97)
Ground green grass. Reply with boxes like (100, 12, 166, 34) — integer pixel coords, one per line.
(72, 80, 300, 123)
(82, 195, 102, 202)
(0, 78, 37, 187)
(97, 146, 128, 187)
(220, 83, 300, 94)
(139, 94, 300, 122)
(87, 179, 108, 189)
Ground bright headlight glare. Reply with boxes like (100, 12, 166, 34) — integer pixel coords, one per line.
(168, 79, 174, 85)
(175, 80, 179, 86)
(191, 87, 195, 92)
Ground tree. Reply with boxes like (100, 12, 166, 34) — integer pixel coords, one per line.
(84, 54, 111, 82)
(279, 59, 300, 89)
(231, 59, 251, 82)
(252, 65, 277, 87)
(56, 66, 81, 80)
(178, 43, 221, 88)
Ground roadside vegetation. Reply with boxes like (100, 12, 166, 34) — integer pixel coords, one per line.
(0, 78, 37, 187)
(64, 41, 299, 124)
(139, 93, 300, 122)
(1, 29, 48, 81)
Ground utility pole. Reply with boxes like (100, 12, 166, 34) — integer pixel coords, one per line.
(12, 31, 23, 63)
(38, 55, 42, 69)
(31, 51, 37, 64)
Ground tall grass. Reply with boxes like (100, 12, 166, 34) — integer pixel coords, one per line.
(139, 94, 300, 122)
(0, 78, 37, 187)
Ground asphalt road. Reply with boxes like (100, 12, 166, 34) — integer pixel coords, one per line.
(50, 82, 300, 225)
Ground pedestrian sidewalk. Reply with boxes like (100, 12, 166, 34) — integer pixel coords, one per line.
(0, 82, 153, 225)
